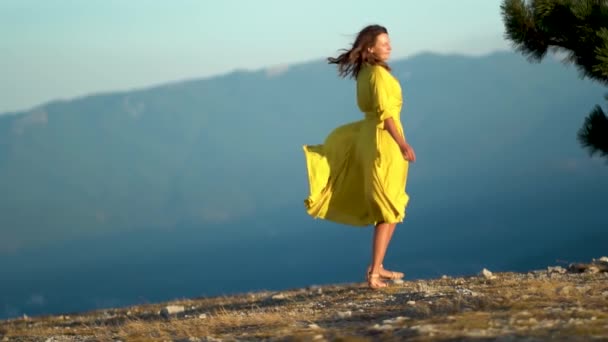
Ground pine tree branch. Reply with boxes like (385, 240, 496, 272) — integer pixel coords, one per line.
(501, 0, 608, 84)
(502, 0, 608, 161)
(577, 97, 608, 159)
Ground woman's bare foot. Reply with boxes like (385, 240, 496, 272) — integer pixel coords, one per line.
(367, 264, 405, 280)
(367, 271, 388, 290)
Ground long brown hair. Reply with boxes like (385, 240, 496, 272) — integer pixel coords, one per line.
(327, 25, 391, 79)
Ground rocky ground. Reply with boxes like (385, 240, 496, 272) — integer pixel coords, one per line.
(1, 258, 607, 341)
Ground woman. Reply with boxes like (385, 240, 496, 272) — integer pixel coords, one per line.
(302, 25, 416, 290)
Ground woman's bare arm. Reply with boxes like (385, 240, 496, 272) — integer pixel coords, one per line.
(384, 117, 416, 162)
(383, 117, 406, 148)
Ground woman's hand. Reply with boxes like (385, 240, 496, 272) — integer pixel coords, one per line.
(384, 118, 416, 163)
(400, 143, 416, 162)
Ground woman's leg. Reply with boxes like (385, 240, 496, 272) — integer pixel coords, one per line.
(368, 222, 401, 278)
(385, 223, 397, 248)
(381, 223, 404, 276)
(368, 222, 395, 287)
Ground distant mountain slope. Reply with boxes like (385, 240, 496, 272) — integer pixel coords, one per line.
(0, 50, 605, 252)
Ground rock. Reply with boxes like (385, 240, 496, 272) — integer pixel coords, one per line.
(568, 318, 584, 325)
(568, 263, 596, 273)
(370, 323, 394, 331)
(441, 275, 449, 279)
(456, 287, 477, 296)
(308, 323, 320, 329)
(382, 316, 409, 324)
(407, 300, 416, 305)
(199, 313, 207, 319)
(454, 277, 466, 285)
(312, 335, 324, 341)
(585, 266, 601, 274)
(336, 310, 352, 319)
(415, 282, 433, 293)
(518, 310, 531, 317)
(392, 278, 404, 285)
(538, 319, 558, 329)
(307, 285, 322, 291)
(160, 305, 184, 318)
(480, 268, 497, 280)
(595, 256, 608, 264)
(271, 293, 286, 300)
(412, 324, 437, 333)
(547, 266, 567, 274)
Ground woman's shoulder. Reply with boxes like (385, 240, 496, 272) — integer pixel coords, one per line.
(361, 63, 392, 82)
(365, 63, 391, 75)
(362, 63, 385, 71)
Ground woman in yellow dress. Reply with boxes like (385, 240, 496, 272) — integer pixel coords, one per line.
(303, 25, 416, 290)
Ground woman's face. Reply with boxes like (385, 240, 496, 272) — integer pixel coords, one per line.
(370, 33, 392, 62)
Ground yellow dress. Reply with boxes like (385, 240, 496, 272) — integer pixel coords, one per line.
(303, 63, 410, 226)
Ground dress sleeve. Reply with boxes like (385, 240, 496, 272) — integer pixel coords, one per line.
(369, 66, 399, 125)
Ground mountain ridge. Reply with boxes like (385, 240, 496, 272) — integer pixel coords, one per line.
(1, 49, 526, 117)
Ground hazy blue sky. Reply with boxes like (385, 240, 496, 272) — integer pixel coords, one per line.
(1, 0, 510, 113)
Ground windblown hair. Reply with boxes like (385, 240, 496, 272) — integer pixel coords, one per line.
(327, 25, 391, 79)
